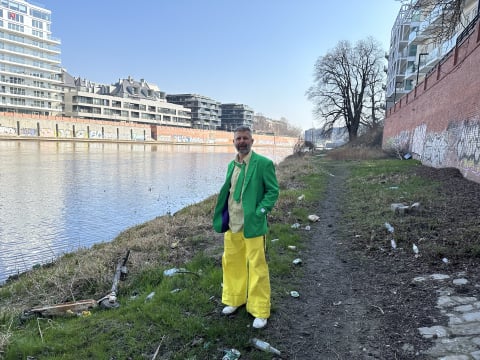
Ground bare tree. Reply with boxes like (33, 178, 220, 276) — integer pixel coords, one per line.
(362, 61, 385, 131)
(397, 0, 478, 44)
(306, 37, 385, 142)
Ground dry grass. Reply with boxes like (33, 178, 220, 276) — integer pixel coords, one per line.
(325, 127, 390, 161)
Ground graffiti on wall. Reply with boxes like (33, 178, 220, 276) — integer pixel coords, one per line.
(0, 126, 16, 135)
(422, 131, 449, 167)
(412, 124, 427, 157)
(385, 119, 480, 180)
(386, 130, 411, 154)
(19, 128, 37, 136)
(454, 120, 480, 164)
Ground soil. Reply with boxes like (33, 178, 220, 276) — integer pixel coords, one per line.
(262, 162, 480, 359)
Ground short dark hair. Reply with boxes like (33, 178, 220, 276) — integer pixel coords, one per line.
(233, 125, 252, 134)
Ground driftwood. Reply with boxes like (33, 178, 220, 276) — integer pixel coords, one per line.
(23, 250, 131, 319)
(25, 299, 97, 317)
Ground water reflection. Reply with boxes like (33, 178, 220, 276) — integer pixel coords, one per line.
(0, 140, 292, 284)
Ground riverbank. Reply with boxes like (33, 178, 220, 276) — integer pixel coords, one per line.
(2, 147, 480, 358)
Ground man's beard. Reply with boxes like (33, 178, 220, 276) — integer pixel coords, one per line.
(236, 144, 251, 154)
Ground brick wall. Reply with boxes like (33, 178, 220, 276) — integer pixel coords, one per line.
(383, 20, 480, 183)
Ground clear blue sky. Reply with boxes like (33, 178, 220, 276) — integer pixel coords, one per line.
(40, 0, 401, 130)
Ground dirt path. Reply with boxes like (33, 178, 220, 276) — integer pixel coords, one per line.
(265, 162, 435, 359)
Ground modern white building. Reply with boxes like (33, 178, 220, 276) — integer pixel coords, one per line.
(63, 74, 192, 127)
(385, 0, 479, 109)
(166, 94, 222, 130)
(0, 0, 62, 115)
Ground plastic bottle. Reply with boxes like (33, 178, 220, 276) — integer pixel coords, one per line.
(251, 338, 281, 355)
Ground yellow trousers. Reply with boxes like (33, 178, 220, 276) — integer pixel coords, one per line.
(222, 230, 271, 319)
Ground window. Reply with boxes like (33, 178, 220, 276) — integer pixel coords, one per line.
(10, 86, 24, 95)
(7, 22, 23, 32)
(8, 12, 23, 23)
(32, 30, 43, 38)
(32, 19, 43, 29)
(30, 8, 50, 21)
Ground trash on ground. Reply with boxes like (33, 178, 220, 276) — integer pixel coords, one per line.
(297, 194, 305, 201)
(163, 267, 187, 276)
(390, 202, 422, 215)
(333, 301, 342, 306)
(304, 225, 311, 231)
(251, 338, 281, 355)
(170, 288, 182, 293)
(413, 244, 419, 255)
(145, 292, 155, 302)
(163, 268, 199, 277)
(271, 238, 279, 242)
(307, 214, 320, 222)
(98, 249, 131, 309)
(404, 153, 412, 160)
(292, 258, 302, 265)
(290, 291, 300, 298)
(287, 245, 297, 250)
(391, 239, 397, 250)
(384, 222, 394, 233)
(222, 348, 241, 360)
(291, 223, 300, 229)
(442, 257, 449, 264)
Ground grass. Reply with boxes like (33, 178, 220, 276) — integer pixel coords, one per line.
(0, 146, 464, 359)
(0, 152, 328, 359)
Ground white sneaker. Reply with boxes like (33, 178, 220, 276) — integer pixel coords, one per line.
(222, 306, 239, 315)
(252, 318, 268, 329)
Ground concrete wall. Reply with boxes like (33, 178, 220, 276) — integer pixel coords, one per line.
(0, 113, 297, 148)
(383, 20, 480, 183)
(151, 125, 297, 147)
(0, 113, 150, 141)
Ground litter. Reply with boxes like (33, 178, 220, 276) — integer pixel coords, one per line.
(251, 338, 281, 355)
(222, 348, 241, 360)
(292, 258, 302, 265)
(307, 214, 320, 222)
(413, 244, 419, 255)
(291, 223, 300, 229)
(287, 245, 297, 250)
(163, 268, 199, 277)
(290, 291, 300, 298)
(297, 194, 305, 201)
(384, 222, 394, 233)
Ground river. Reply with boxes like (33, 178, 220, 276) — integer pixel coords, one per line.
(0, 140, 291, 284)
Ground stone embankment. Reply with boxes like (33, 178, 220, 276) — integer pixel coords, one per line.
(416, 272, 480, 359)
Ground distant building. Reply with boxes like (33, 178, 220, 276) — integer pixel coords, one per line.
(385, 0, 478, 109)
(166, 94, 221, 130)
(220, 103, 254, 131)
(63, 74, 192, 127)
(0, 0, 63, 115)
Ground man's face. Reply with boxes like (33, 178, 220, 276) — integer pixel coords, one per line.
(233, 131, 253, 155)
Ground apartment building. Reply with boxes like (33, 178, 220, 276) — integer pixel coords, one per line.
(0, 0, 62, 115)
(385, 0, 479, 109)
(63, 74, 192, 127)
(219, 103, 253, 131)
(166, 94, 221, 130)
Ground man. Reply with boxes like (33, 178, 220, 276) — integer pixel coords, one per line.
(213, 126, 279, 329)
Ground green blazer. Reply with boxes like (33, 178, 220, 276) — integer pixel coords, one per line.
(213, 151, 279, 238)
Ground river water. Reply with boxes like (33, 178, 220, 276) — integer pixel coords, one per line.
(0, 140, 292, 284)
